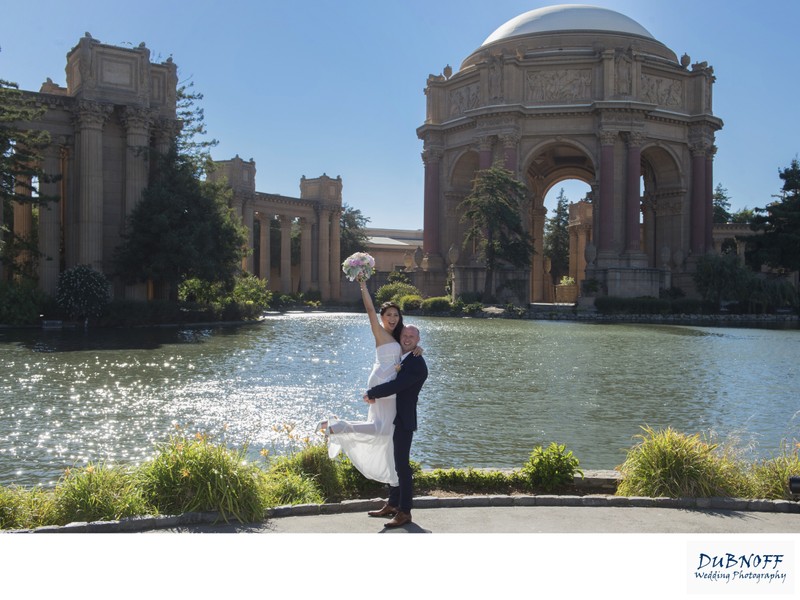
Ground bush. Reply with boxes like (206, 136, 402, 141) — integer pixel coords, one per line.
(138, 433, 269, 523)
(375, 282, 421, 305)
(267, 443, 341, 502)
(616, 426, 747, 498)
(261, 471, 324, 506)
(421, 296, 452, 314)
(55, 265, 111, 321)
(398, 294, 423, 312)
(230, 273, 272, 309)
(745, 443, 800, 500)
(0, 485, 58, 530)
(521, 442, 583, 492)
(0, 280, 49, 325)
(54, 463, 150, 525)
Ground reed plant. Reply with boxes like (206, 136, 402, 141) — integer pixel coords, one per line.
(54, 462, 150, 524)
(745, 442, 800, 500)
(137, 432, 268, 523)
(616, 426, 748, 498)
(266, 441, 342, 501)
(261, 471, 324, 506)
(0, 484, 58, 530)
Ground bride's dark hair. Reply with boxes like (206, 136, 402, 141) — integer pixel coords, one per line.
(379, 301, 404, 343)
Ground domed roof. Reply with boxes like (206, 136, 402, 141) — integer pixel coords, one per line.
(481, 4, 655, 47)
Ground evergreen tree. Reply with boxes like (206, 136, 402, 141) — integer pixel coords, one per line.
(340, 202, 370, 259)
(744, 158, 800, 274)
(459, 165, 534, 300)
(0, 78, 60, 280)
(712, 183, 732, 223)
(544, 188, 570, 284)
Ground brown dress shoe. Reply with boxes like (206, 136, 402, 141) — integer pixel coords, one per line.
(384, 511, 412, 528)
(367, 504, 398, 518)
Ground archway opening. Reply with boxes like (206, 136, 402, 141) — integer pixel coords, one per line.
(543, 179, 591, 286)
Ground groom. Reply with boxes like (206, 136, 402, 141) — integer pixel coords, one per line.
(363, 324, 428, 528)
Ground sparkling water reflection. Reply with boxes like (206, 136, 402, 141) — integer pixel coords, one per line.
(1, 314, 798, 486)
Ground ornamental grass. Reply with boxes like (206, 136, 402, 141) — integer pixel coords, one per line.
(137, 432, 269, 523)
(745, 442, 800, 500)
(616, 425, 749, 498)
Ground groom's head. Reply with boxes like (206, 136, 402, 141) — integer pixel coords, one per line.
(400, 325, 420, 354)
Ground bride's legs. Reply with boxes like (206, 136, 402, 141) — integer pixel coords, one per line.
(330, 418, 382, 435)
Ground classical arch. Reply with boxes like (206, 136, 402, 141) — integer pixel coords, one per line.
(417, 5, 722, 302)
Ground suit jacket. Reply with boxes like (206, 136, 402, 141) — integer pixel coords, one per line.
(367, 352, 428, 432)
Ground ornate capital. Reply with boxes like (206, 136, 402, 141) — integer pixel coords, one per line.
(73, 100, 112, 129)
(421, 146, 443, 164)
(599, 130, 618, 146)
(121, 106, 152, 133)
(625, 131, 646, 147)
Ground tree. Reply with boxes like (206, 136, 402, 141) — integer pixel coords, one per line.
(544, 187, 570, 284)
(730, 207, 754, 224)
(175, 81, 219, 177)
(459, 165, 534, 299)
(712, 183, 732, 223)
(113, 148, 247, 299)
(744, 158, 800, 274)
(340, 203, 370, 259)
(0, 78, 60, 280)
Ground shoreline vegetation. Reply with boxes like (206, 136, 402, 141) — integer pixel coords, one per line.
(1, 426, 798, 531)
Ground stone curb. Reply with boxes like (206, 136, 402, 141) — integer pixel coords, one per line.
(8, 492, 799, 534)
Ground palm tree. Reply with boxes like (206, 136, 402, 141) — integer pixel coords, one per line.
(459, 165, 534, 300)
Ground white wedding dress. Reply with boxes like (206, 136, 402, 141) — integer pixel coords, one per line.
(327, 341, 400, 486)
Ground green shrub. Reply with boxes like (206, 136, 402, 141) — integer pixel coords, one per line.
(398, 294, 423, 312)
(54, 463, 150, 525)
(616, 426, 747, 498)
(267, 443, 341, 502)
(0, 485, 58, 530)
(462, 302, 484, 316)
(138, 433, 269, 522)
(375, 282, 421, 305)
(230, 273, 272, 309)
(336, 456, 385, 498)
(55, 265, 111, 321)
(261, 471, 324, 506)
(416, 467, 513, 494)
(745, 443, 800, 500)
(421, 296, 452, 313)
(521, 442, 583, 492)
(0, 280, 49, 325)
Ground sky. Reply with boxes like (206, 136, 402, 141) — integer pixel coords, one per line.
(2, 0, 799, 230)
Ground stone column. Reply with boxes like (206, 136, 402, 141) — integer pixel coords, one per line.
(328, 208, 341, 300)
(259, 215, 271, 285)
(624, 132, 643, 253)
(689, 142, 708, 256)
(501, 133, 519, 174)
(279, 214, 292, 293)
(318, 209, 331, 300)
(121, 107, 151, 300)
(241, 199, 254, 274)
(422, 146, 442, 256)
(38, 142, 64, 295)
(300, 217, 312, 293)
(75, 100, 111, 271)
(598, 130, 617, 254)
(478, 136, 493, 169)
(13, 174, 33, 273)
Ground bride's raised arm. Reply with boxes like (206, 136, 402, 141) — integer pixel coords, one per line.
(360, 280, 393, 346)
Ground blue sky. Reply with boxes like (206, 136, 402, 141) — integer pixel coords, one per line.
(2, 0, 798, 229)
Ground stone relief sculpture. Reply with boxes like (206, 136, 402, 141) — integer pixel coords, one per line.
(525, 69, 591, 103)
(449, 83, 481, 117)
(615, 52, 632, 96)
(488, 54, 504, 102)
(640, 74, 683, 107)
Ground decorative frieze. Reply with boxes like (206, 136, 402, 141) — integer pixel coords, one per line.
(640, 74, 683, 107)
(449, 83, 481, 117)
(525, 69, 591, 103)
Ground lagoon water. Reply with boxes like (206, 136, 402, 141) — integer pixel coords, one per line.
(1, 313, 798, 487)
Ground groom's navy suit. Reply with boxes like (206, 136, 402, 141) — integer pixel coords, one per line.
(366, 351, 428, 514)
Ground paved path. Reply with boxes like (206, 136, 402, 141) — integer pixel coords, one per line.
(151, 504, 800, 534)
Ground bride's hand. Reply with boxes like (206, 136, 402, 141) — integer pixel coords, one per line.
(412, 345, 424, 357)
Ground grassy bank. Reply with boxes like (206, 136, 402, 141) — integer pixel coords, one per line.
(1, 427, 798, 530)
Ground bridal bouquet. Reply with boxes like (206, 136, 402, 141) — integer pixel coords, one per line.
(342, 252, 376, 282)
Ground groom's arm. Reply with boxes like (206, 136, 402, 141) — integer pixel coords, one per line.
(365, 356, 428, 401)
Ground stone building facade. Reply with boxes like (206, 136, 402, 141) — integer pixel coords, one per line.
(7, 35, 343, 301)
(416, 5, 723, 302)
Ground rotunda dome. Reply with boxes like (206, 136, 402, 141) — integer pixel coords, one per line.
(481, 4, 654, 47)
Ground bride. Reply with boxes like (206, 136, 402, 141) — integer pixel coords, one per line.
(319, 279, 416, 486)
